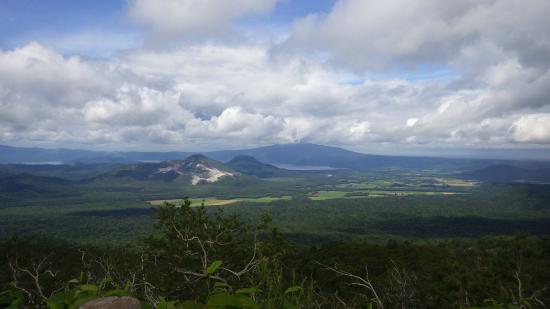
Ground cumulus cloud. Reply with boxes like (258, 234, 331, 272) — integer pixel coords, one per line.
(1, 0, 550, 152)
(1, 40, 549, 150)
(274, 0, 550, 148)
(0, 42, 110, 134)
(513, 114, 550, 144)
(129, 0, 278, 43)
(281, 0, 550, 71)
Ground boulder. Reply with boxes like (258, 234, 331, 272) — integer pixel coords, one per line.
(79, 296, 141, 309)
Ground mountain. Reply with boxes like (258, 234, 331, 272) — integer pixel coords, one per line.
(0, 144, 108, 163)
(108, 154, 236, 185)
(209, 143, 364, 165)
(208, 143, 491, 170)
(226, 155, 287, 178)
(461, 164, 550, 183)
(3, 143, 549, 171)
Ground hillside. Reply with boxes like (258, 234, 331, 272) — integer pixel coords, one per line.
(107, 154, 236, 185)
(0, 173, 72, 194)
(226, 155, 287, 178)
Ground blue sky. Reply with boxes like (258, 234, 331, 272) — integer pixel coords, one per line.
(1, 0, 136, 57)
(0, 0, 549, 158)
(0, 0, 336, 57)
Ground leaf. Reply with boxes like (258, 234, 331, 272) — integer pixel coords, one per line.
(47, 291, 71, 309)
(213, 281, 231, 290)
(208, 293, 258, 308)
(207, 260, 223, 274)
(100, 277, 112, 285)
(105, 289, 133, 297)
(235, 287, 261, 295)
(157, 299, 173, 309)
(179, 300, 205, 309)
(0, 290, 24, 309)
(284, 286, 302, 295)
(79, 284, 99, 293)
(67, 295, 99, 309)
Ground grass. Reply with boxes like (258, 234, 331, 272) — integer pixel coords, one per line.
(308, 191, 351, 200)
(307, 190, 467, 201)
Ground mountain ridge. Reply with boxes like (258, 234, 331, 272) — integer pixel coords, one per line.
(2, 143, 550, 171)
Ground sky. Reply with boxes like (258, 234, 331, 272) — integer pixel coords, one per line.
(1, 0, 550, 159)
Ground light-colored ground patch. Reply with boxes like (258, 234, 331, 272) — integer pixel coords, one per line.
(191, 164, 234, 185)
(148, 196, 291, 206)
(435, 178, 478, 187)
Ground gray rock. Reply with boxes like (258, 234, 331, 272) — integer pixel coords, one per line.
(79, 296, 140, 309)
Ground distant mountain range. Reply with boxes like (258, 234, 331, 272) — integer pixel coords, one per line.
(2, 143, 550, 171)
(3, 145, 550, 186)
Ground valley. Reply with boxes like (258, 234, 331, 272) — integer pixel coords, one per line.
(1, 144, 549, 246)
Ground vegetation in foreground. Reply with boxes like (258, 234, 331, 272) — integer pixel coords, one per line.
(1, 200, 549, 308)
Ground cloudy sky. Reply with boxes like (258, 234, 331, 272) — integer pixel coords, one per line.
(1, 0, 550, 158)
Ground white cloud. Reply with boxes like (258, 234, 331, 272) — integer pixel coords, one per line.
(513, 114, 550, 144)
(129, 0, 278, 43)
(406, 118, 418, 127)
(281, 0, 550, 72)
(0, 42, 110, 132)
(2, 0, 550, 155)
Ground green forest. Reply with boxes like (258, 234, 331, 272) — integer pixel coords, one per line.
(2, 200, 549, 308)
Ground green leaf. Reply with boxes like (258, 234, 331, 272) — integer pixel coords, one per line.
(207, 260, 223, 274)
(79, 284, 99, 293)
(105, 289, 133, 297)
(0, 290, 24, 309)
(156, 300, 172, 309)
(208, 293, 258, 308)
(67, 295, 99, 309)
(213, 281, 232, 290)
(100, 277, 112, 284)
(47, 291, 72, 309)
(283, 286, 302, 295)
(235, 287, 261, 295)
(179, 300, 205, 309)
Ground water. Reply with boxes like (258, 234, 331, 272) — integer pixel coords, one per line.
(19, 161, 65, 165)
(272, 163, 342, 171)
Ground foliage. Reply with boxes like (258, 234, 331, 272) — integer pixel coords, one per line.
(1, 199, 549, 308)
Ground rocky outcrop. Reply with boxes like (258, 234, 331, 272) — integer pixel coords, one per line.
(79, 296, 140, 309)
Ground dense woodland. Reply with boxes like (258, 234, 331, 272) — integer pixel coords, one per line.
(1, 200, 549, 308)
